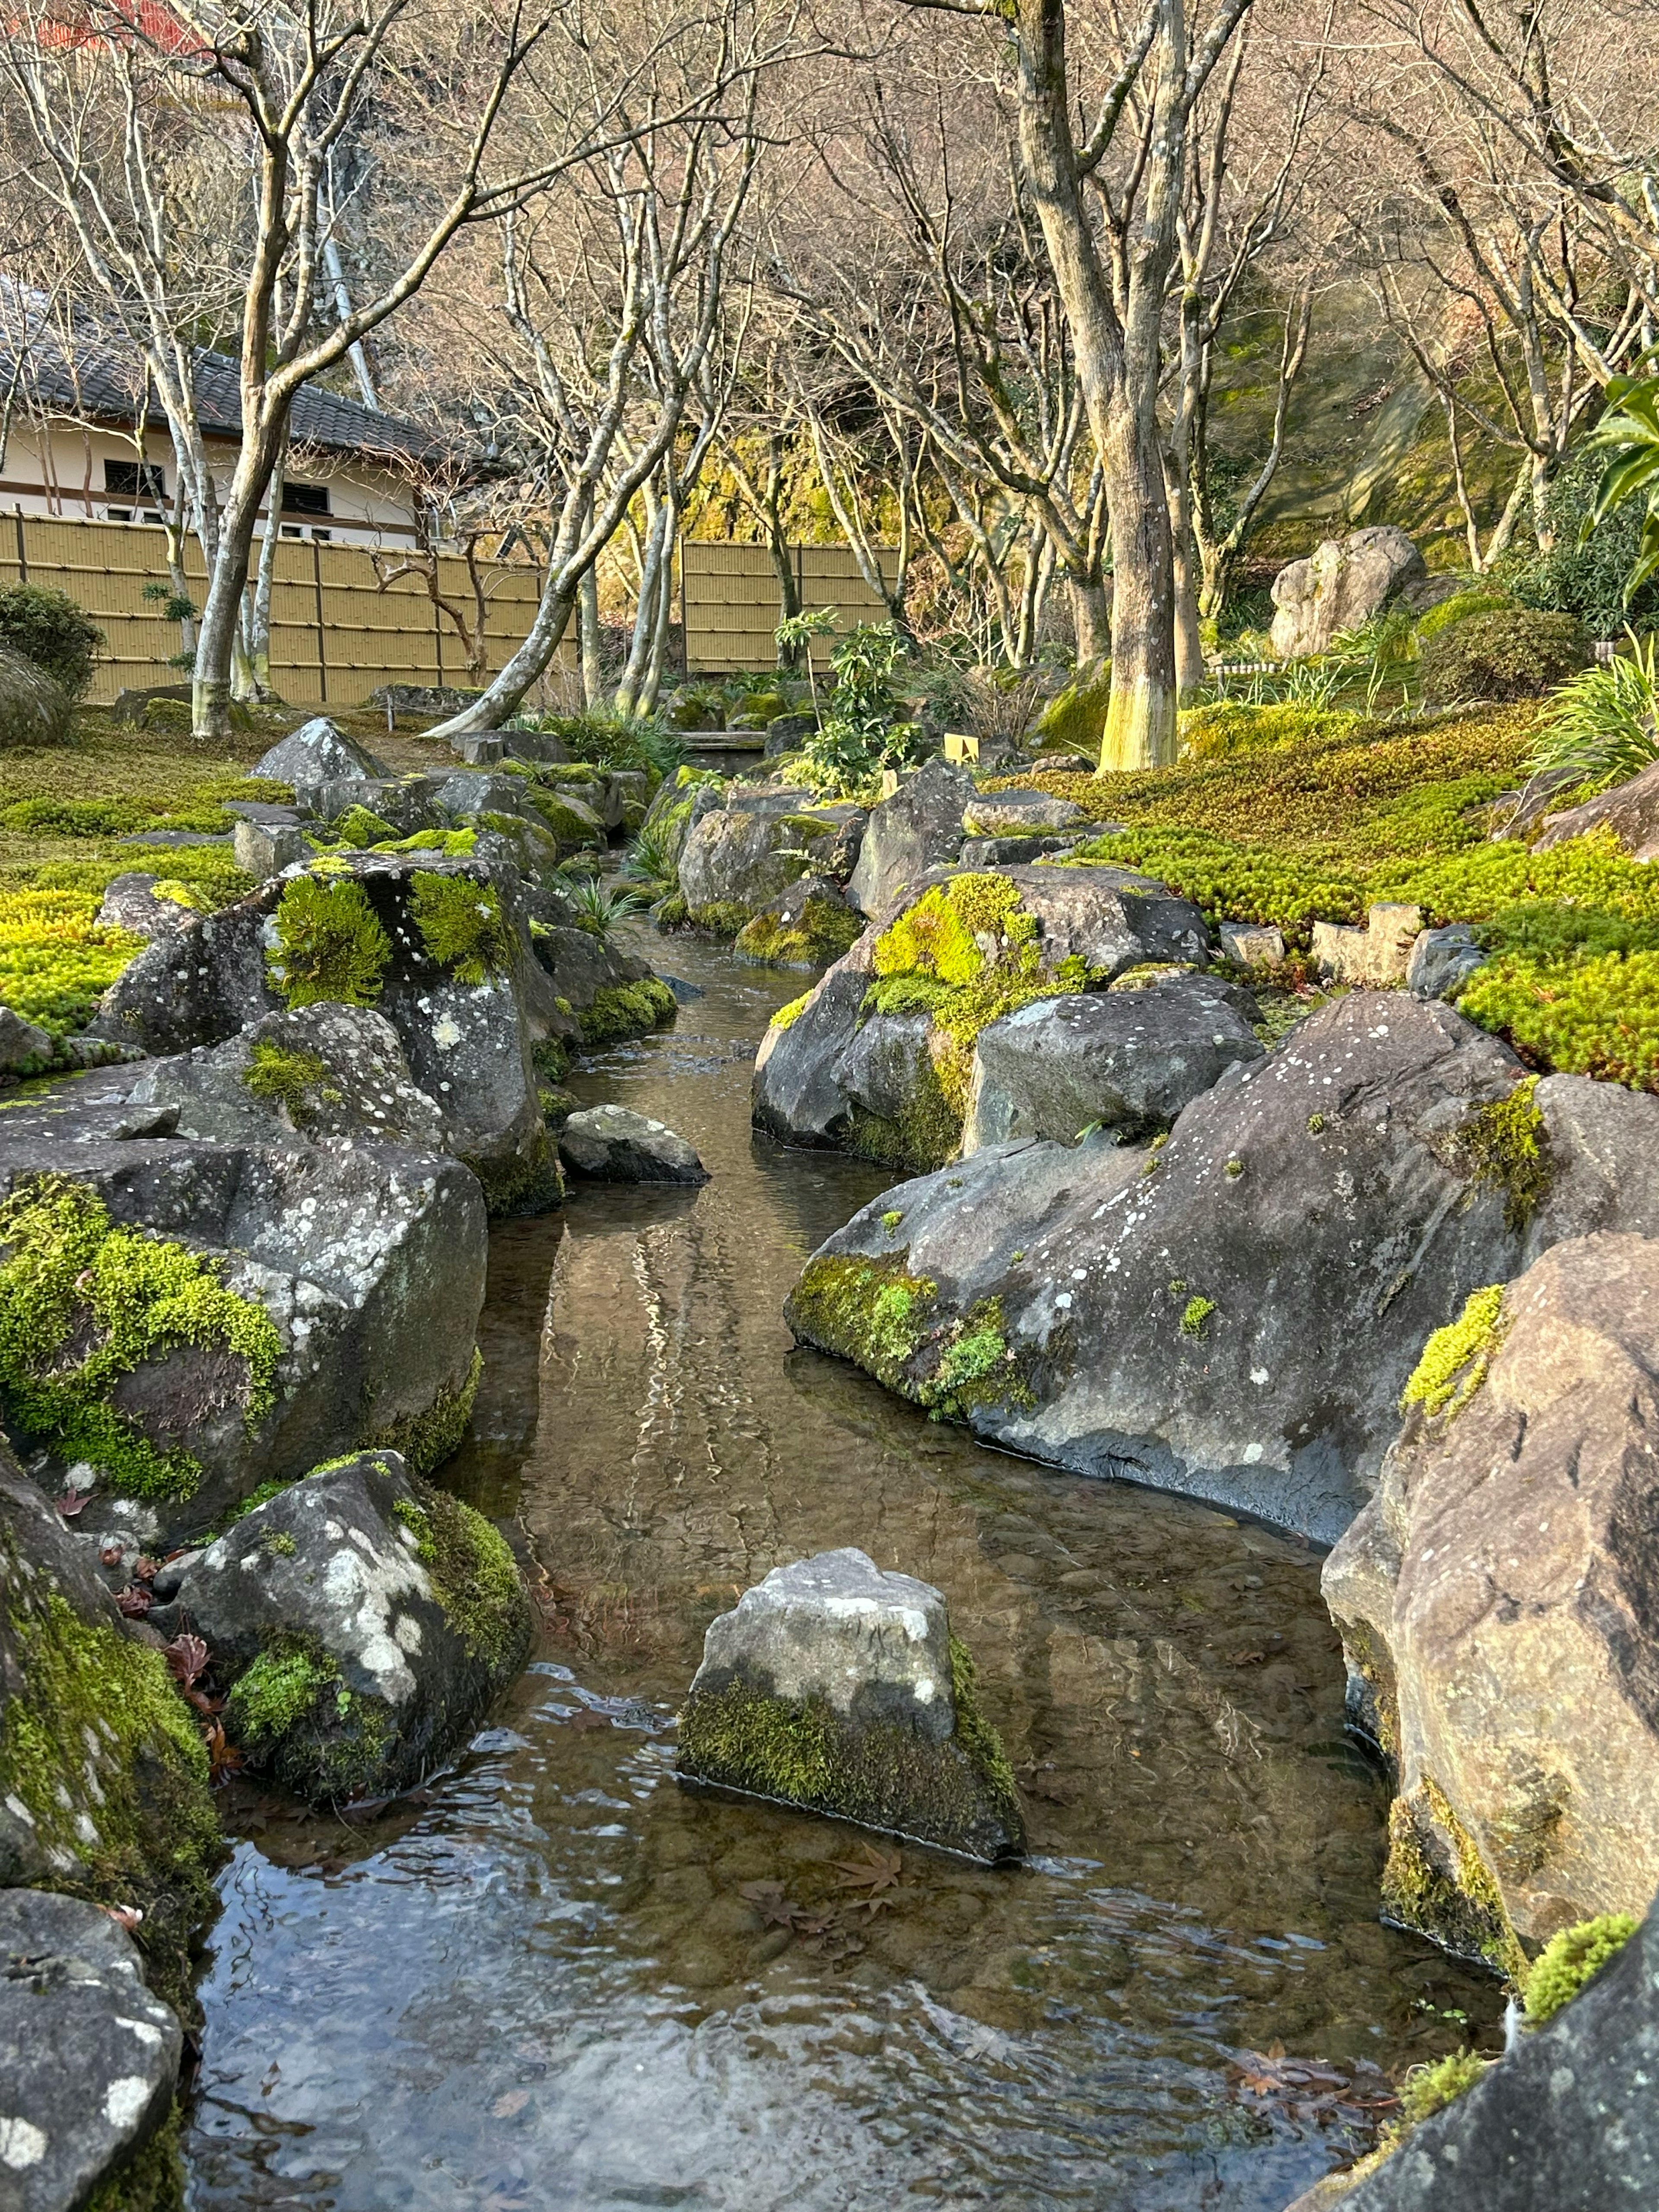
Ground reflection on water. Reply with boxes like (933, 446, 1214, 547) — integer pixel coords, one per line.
(187, 933, 1502, 2211)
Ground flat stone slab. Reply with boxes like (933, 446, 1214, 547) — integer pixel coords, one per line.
(961, 791, 1086, 836)
(0, 1889, 181, 2212)
(677, 1547, 1024, 1861)
(558, 1105, 709, 1185)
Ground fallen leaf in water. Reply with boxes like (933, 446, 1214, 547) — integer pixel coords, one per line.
(165, 1634, 209, 1689)
(492, 2090, 530, 2120)
(739, 1881, 801, 1929)
(566, 1709, 611, 1733)
(832, 1844, 903, 1895)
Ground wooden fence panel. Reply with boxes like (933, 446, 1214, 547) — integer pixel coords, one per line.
(0, 511, 561, 707)
(682, 540, 895, 674)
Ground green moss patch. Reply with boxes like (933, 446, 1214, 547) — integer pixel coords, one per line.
(0, 1578, 220, 2016)
(390, 1482, 528, 1674)
(0, 886, 146, 1037)
(268, 874, 390, 1009)
(226, 1630, 393, 1802)
(1402, 1284, 1510, 1420)
(242, 1039, 340, 1126)
(688, 900, 754, 941)
(366, 1344, 483, 1474)
(0, 1176, 282, 1499)
(768, 991, 813, 1033)
(1397, 2047, 1487, 2126)
(677, 1630, 1022, 1859)
(1459, 1075, 1551, 1230)
(1523, 1913, 1639, 2025)
(788, 1255, 1035, 1424)
(734, 897, 863, 969)
(578, 978, 678, 1046)
(1381, 1773, 1527, 1983)
(410, 872, 511, 985)
(861, 874, 1092, 1150)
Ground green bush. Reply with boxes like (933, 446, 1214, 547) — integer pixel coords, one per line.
(1415, 588, 1513, 642)
(1529, 633, 1659, 793)
(1503, 443, 1659, 638)
(1419, 610, 1589, 703)
(0, 583, 104, 699)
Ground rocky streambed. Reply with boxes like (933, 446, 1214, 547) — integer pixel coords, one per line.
(178, 937, 1509, 2211)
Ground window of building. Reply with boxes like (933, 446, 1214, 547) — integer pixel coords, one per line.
(104, 459, 167, 502)
(282, 482, 331, 517)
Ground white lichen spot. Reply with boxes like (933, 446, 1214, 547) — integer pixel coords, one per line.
(1249, 1368, 1270, 1387)
(0, 2117, 48, 2170)
(116, 2017, 163, 2049)
(104, 2077, 152, 2131)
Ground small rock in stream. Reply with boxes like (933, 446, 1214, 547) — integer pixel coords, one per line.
(677, 1547, 1024, 1862)
(559, 1105, 709, 1185)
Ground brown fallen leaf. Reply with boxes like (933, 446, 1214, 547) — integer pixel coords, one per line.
(133, 1555, 159, 1585)
(114, 1585, 153, 1618)
(165, 1634, 210, 1689)
(1226, 1650, 1266, 1667)
(565, 1709, 611, 1733)
(203, 1720, 244, 1784)
(100, 1544, 125, 1568)
(101, 1904, 143, 1933)
(832, 1843, 903, 1895)
(57, 1490, 89, 1519)
(739, 1880, 801, 1929)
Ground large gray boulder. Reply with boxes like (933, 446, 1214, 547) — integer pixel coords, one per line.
(1324, 1233, 1659, 1967)
(0, 1122, 486, 1548)
(677, 804, 839, 919)
(157, 1450, 530, 1802)
(848, 757, 975, 917)
(752, 864, 1212, 1169)
(677, 1547, 1023, 1862)
(253, 715, 391, 787)
(786, 994, 1545, 1541)
(962, 971, 1262, 1153)
(1329, 1900, 1659, 2210)
(1269, 526, 1427, 659)
(0, 1889, 183, 2212)
(557, 1105, 707, 1185)
(0, 644, 73, 750)
(126, 1002, 446, 1150)
(92, 853, 560, 1213)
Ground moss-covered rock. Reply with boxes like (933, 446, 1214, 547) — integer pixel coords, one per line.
(677, 1548, 1023, 1862)
(163, 1448, 530, 1803)
(0, 1455, 221, 2016)
(578, 977, 678, 1046)
(734, 896, 863, 969)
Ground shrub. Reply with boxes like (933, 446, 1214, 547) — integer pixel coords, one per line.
(0, 582, 103, 699)
(1415, 588, 1513, 641)
(1419, 610, 1589, 702)
(1500, 443, 1659, 638)
(801, 623, 927, 796)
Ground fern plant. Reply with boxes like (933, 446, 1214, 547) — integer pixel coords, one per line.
(1530, 630, 1659, 794)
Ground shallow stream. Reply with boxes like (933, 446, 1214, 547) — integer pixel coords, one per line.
(185, 934, 1502, 2210)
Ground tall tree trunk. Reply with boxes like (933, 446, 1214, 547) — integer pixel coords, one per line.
(1164, 457, 1205, 697)
(1013, 0, 1186, 773)
(616, 488, 669, 718)
(1068, 571, 1112, 662)
(242, 439, 287, 703)
(579, 565, 604, 706)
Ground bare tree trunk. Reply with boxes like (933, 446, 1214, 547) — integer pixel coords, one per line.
(1165, 457, 1205, 696)
(1068, 572, 1113, 662)
(640, 497, 678, 712)
(616, 484, 669, 718)
(579, 565, 604, 706)
(242, 438, 286, 702)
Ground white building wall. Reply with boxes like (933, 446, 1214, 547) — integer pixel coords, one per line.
(0, 420, 421, 546)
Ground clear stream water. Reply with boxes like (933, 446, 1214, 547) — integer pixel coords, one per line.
(184, 934, 1501, 2212)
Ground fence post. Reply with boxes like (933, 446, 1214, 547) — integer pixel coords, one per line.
(310, 537, 327, 704)
(13, 511, 27, 584)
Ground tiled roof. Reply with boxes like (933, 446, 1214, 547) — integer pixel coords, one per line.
(0, 300, 449, 467)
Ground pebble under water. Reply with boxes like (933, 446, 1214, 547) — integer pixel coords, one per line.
(186, 932, 1503, 2210)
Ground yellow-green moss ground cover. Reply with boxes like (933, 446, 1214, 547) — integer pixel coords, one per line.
(0, 708, 475, 1038)
(992, 703, 1659, 1091)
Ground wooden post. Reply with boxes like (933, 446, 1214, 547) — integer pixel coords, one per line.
(311, 537, 327, 704)
(13, 510, 28, 584)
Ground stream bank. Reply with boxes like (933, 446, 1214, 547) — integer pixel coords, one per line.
(185, 931, 1500, 2211)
